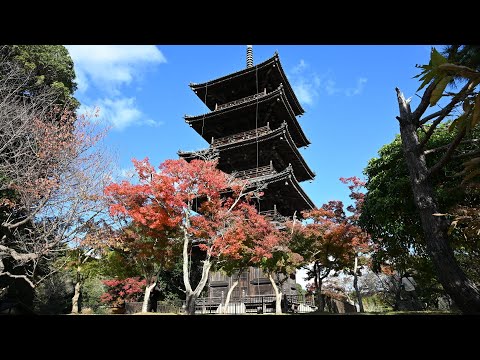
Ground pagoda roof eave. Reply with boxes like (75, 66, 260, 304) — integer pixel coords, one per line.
(246, 166, 315, 212)
(178, 123, 315, 181)
(189, 55, 275, 90)
(184, 87, 311, 147)
(274, 53, 305, 117)
(217, 124, 314, 181)
(189, 53, 305, 116)
(187, 166, 315, 216)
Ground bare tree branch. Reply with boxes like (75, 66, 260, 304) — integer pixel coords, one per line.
(411, 82, 438, 122)
(425, 138, 479, 155)
(0, 272, 35, 288)
(0, 58, 113, 290)
(419, 116, 450, 149)
(418, 81, 474, 149)
(428, 127, 467, 177)
(419, 108, 451, 126)
(452, 148, 480, 160)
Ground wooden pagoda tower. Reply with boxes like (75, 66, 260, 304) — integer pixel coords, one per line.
(179, 46, 315, 301)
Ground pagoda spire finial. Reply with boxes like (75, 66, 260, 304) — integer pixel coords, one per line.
(246, 45, 253, 68)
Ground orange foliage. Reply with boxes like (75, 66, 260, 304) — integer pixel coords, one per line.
(105, 158, 278, 270)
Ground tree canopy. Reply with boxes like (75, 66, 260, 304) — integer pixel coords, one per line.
(1, 45, 78, 108)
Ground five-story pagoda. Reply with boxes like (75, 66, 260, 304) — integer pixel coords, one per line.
(179, 46, 315, 302)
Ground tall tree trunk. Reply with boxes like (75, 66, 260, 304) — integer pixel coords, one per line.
(393, 274, 403, 311)
(314, 263, 326, 312)
(222, 279, 239, 314)
(142, 282, 156, 313)
(182, 223, 193, 314)
(396, 88, 480, 313)
(181, 212, 212, 315)
(71, 281, 81, 314)
(317, 277, 325, 312)
(185, 291, 197, 315)
(313, 262, 321, 310)
(268, 274, 283, 314)
(183, 259, 211, 315)
(353, 256, 364, 313)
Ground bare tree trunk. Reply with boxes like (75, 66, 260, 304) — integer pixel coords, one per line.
(71, 281, 81, 314)
(394, 274, 403, 311)
(181, 209, 213, 315)
(396, 88, 480, 313)
(353, 256, 364, 313)
(314, 263, 326, 312)
(142, 282, 156, 313)
(313, 262, 321, 310)
(223, 279, 239, 314)
(268, 274, 283, 314)
(317, 278, 325, 312)
(185, 259, 211, 315)
(185, 291, 197, 315)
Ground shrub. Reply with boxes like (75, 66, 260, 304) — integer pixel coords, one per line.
(100, 277, 146, 308)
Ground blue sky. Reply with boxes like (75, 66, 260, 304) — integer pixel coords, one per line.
(66, 45, 434, 210)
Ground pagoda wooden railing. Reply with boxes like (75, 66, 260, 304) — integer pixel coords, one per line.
(234, 162, 276, 181)
(215, 88, 267, 111)
(260, 206, 289, 223)
(211, 123, 270, 147)
(191, 294, 316, 314)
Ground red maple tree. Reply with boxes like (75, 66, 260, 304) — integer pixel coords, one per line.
(105, 158, 268, 314)
(340, 176, 371, 312)
(100, 277, 146, 308)
(295, 177, 371, 312)
(256, 217, 304, 314)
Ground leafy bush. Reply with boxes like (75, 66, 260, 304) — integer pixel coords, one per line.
(100, 277, 146, 307)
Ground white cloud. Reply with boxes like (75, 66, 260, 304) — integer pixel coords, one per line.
(290, 59, 318, 106)
(293, 81, 317, 106)
(80, 97, 164, 131)
(292, 59, 308, 74)
(143, 118, 165, 127)
(290, 60, 368, 105)
(120, 166, 137, 179)
(66, 45, 166, 94)
(345, 77, 368, 96)
(324, 78, 340, 96)
(109, 166, 139, 183)
(68, 45, 167, 131)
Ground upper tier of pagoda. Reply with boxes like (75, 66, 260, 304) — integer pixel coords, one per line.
(189, 53, 304, 117)
(184, 86, 310, 148)
(178, 122, 315, 182)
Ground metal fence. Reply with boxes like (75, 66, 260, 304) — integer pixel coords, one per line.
(190, 294, 317, 315)
(125, 295, 316, 315)
(125, 301, 183, 314)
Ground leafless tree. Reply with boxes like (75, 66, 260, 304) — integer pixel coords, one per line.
(0, 55, 113, 297)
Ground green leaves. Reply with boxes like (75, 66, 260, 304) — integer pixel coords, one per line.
(415, 48, 456, 107)
(461, 157, 480, 183)
(415, 64, 437, 91)
(431, 48, 448, 67)
(448, 114, 467, 132)
(35, 75, 45, 86)
(438, 63, 480, 81)
(3, 45, 78, 109)
(472, 93, 480, 128)
(447, 94, 480, 135)
(430, 76, 453, 106)
(415, 48, 448, 92)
